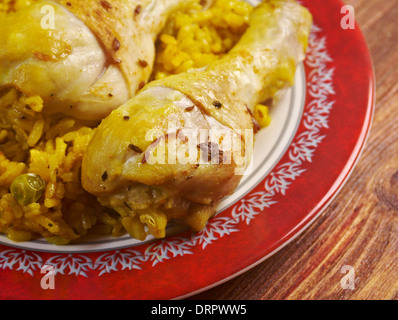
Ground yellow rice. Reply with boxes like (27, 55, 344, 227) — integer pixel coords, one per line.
(153, 0, 253, 79)
(0, 0, 270, 244)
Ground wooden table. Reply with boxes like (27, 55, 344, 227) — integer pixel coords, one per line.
(190, 0, 398, 300)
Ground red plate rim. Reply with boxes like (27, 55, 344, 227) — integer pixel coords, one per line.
(0, 0, 375, 300)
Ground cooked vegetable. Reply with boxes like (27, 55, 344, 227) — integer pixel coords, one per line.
(10, 173, 46, 206)
(254, 104, 272, 128)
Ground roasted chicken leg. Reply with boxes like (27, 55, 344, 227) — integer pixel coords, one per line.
(82, 0, 313, 240)
(0, 0, 195, 121)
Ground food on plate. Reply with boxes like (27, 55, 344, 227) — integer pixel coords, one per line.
(152, 0, 253, 79)
(0, 0, 199, 121)
(0, 0, 256, 244)
(0, 0, 312, 244)
(82, 0, 313, 240)
(10, 173, 46, 206)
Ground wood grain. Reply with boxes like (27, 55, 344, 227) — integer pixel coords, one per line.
(190, 0, 398, 300)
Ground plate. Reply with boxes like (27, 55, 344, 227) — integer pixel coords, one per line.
(0, 0, 374, 299)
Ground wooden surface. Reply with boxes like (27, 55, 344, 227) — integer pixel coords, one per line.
(190, 0, 398, 300)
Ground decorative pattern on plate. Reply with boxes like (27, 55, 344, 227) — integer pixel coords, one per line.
(0, 25, 335, 277)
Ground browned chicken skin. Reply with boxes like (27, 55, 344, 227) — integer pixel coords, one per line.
(82, 0, 313, 240)
(0, 0, 197, 121)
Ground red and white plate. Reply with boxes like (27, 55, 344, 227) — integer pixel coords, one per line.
(0, 0, 374, 300)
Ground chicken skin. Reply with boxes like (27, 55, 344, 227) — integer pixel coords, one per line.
(0, 0, 194, 121)
(82, 0, 313, 240)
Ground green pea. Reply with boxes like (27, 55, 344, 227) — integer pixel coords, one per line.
(10, 173, 46, 206)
